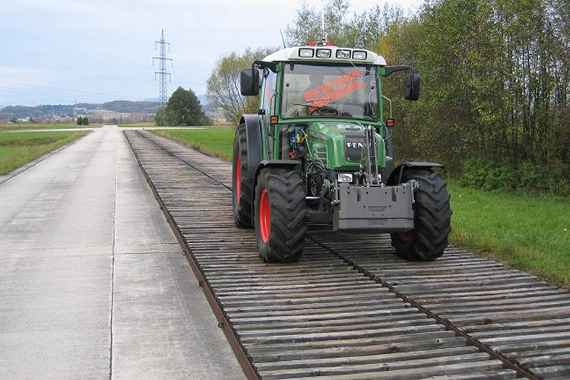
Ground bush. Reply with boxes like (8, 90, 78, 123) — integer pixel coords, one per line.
(460, 159, 569, 196)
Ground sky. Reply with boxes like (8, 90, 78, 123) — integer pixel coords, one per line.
(0, 0, 422, 107)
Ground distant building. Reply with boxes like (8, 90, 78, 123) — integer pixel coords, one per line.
(86, 109, 154, 123)
(87, 110, 128, 122)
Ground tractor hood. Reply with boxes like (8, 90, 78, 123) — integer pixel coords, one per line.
(304, 121, 385, 170)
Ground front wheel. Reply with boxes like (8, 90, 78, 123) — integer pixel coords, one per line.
(255, 168, 306, 263)
(391, 169, 452, 261)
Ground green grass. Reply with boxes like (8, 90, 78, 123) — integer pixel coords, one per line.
(117, 122, 156, 128)
(0, 123, 97, 131)
(152, 127, 570, 286)
(152, 127, 234, 161)
(0, 131, 88, 175)
(449, 182, 570, 287)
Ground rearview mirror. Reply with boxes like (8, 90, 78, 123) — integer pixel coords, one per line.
(405, 73, 421, 100)
(240, 68, 259, 96)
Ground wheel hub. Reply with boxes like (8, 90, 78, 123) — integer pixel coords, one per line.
(259, 188, 270, 242)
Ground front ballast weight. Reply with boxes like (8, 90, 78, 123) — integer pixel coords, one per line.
(333, 181, 417, 231)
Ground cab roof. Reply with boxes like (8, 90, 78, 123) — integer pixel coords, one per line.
(262, 46, 386, 66)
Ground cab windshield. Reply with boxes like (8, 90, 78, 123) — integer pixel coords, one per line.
(281, 63, 378, 120)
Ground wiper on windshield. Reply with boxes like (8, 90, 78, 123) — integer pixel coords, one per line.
(291, 102, 374, 120)
(292, 103, 339, 116)
(291, 102, 334, 109)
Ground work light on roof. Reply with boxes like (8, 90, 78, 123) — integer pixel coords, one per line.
(298, 48, 314, 58)
(336, 49, 351, 59)
(316, 49, 332, 58)
(352, 50, 367, 60)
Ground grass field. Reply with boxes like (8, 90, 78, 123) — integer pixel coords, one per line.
(152, 127, 234, 160)
(0, 131, 88, 175)
(152, 127, 570, 287)
(0, 123, 97, 131)
(449, 183, 570, 286)
(117, 122, 156, 128)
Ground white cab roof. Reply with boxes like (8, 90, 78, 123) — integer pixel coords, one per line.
(262, 46, 386, 66)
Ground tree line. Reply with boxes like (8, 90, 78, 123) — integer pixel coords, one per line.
(206, 0, 569, 194)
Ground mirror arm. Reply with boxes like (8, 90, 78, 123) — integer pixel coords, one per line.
(383, 65, 411, 77)
(253, 60, 277, 73)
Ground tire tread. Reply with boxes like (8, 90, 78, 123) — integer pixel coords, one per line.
(256, 168, 306, 262)
(391, 170, 452, 261)
(232, 124, 253, 228)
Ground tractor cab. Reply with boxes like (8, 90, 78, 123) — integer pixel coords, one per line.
(240, 45, 420, 172)
(263, 46, 386, 122)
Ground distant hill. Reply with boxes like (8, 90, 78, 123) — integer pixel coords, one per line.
(0, 104, 75, 120)
(86, 100, 161, 113)
(0, 100, 162, 121)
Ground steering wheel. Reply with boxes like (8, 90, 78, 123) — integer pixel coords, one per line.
(310, 106, 338, 116)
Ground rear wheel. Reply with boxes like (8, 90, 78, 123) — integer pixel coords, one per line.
(391, 169, 451, 261)
(255, 168, 306, 262)
(232, 124, 253, 228)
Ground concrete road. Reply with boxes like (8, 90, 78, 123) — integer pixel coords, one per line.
(1, 126, 205, 133)
(1, 127, 97, 132)
(0, 126, 244, 379)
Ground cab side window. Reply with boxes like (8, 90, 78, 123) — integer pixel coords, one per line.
(260, 69, 277, 116)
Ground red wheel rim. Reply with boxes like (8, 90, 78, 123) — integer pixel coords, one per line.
(235, 157, 241, 202)
(259, 188, 270, 243)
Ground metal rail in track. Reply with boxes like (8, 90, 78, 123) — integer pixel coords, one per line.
(125, 130, 570, 380)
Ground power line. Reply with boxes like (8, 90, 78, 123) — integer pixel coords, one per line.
(153, 29, 173, 105)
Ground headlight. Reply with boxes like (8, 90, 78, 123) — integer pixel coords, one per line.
(352, 50, 367, 60)
(336, 49, 351, 59)
(298, 48, 314, 58)
(338, 173, 353, 183)
(316, 48, 332, 58)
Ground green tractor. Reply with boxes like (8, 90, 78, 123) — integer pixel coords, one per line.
(232, 44, 451, 263)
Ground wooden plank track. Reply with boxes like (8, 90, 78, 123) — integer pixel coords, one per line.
(312, 234, 570, 380)
(124, 129, 570, 379)
(134, 131, 570, 378)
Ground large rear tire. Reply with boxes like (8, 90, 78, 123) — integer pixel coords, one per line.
(232, 124, 253, 228)
(255, 168, 306, 263)
(391, 169, 452, 261)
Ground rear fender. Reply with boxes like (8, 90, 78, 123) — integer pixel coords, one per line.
(387, 161, 443, 185)
(239, 114, 263, 189)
